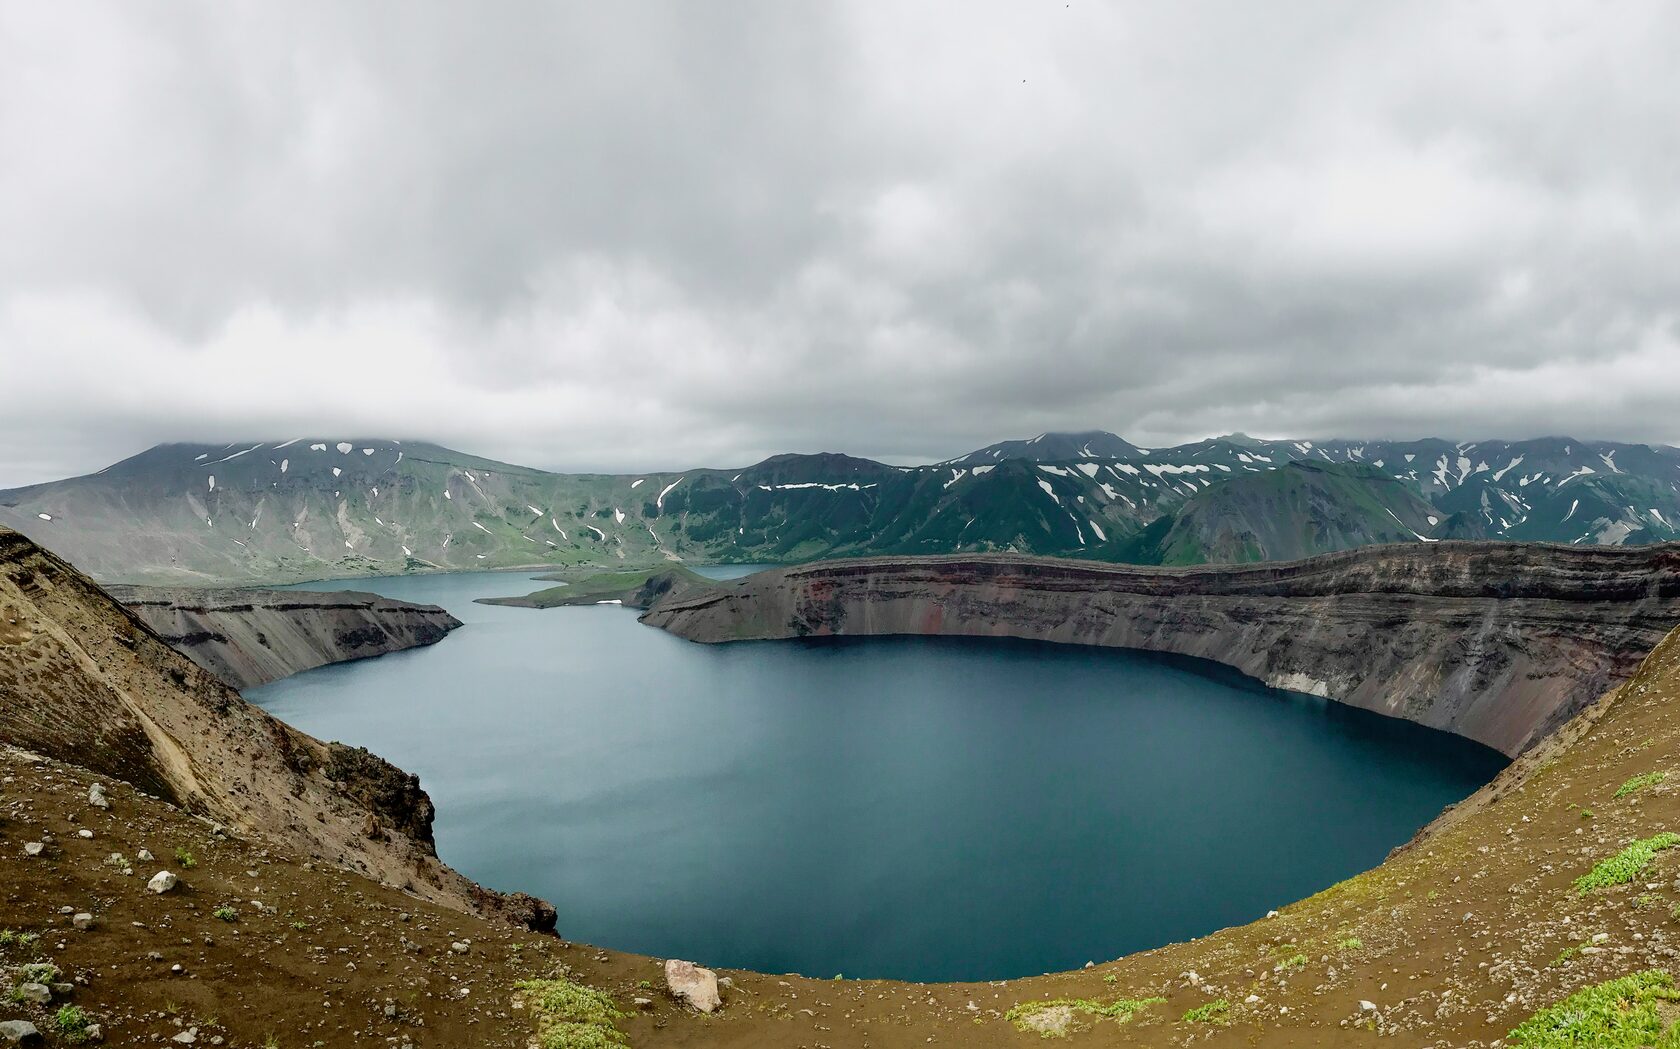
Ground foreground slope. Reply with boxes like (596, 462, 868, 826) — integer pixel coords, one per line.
(0, 526, 548, 928)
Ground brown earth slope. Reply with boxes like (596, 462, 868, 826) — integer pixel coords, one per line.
(106, 585, 461, 690)
(0, 526, 548, 931)
(642, 543, 1680, 756)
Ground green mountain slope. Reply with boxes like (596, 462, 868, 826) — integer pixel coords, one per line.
(1149, 461, 1438, 564)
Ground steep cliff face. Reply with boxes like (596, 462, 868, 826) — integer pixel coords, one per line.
(642, 542, 1680, 757)
(0, 526, 552, 930)
(106, 584, 461, 689)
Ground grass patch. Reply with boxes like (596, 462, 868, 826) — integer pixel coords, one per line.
(53, 1005, 93, 1044)
(1181, 998, 1229, 1025)
(1004, 996, 1164, 1037)
(174, 846, 197, 869)
(1336, 936, 1363, 950)
(515, 976, 627, 1049)
(1575, 833, 1680, 895)
(1509, 969, 1680, 1047)
(1616, 772, 1668, 799)
(213, 907, 238, 923)
(1274, 953, 1308, 972)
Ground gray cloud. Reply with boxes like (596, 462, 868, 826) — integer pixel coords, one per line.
(2, 1, 1678, 486)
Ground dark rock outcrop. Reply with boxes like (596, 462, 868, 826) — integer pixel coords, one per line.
(107, 584, 460, 689)
(642, 543, 1680, 757)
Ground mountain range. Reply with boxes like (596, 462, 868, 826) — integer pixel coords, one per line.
(2, 430, 1677, 583)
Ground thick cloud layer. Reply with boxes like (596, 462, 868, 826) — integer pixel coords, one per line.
(3, 1, 1677, 485)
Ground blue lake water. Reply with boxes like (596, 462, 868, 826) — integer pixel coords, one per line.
(248, 568, 1505, 982)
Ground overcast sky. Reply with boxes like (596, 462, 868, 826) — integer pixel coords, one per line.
(3, 2, 1678, 486)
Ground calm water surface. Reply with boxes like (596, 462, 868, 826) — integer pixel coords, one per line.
(249, 568, 1505, 981)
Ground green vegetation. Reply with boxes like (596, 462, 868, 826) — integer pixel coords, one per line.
(53, 1005, 94, 1043)
(174, 846, 197, 869)
(1509, 969, 1680, 1047)
(1274, 953, 1308, 972)
(213, 906, 238, 922)
(1181, 998, 1229, 1024)
(1574, 833, 1680, 895)
(0, 929, 38, 949)
(1004, 996, 1165, 1036)
(1335, 936, 1363, 950)
(1550, 942, 1589, 967)
(514, 976, 627, 1049)
(1615, 771, 1668, 798)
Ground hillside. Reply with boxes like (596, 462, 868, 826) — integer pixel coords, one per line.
(1149, 461, 1439, 564)
(4, 432, 1680, 585)
(0, 525, 550, 930)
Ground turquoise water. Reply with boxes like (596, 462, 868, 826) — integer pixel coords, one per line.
(248, 569, 1505, 982)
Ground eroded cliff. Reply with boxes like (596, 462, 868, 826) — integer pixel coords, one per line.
(0, 526, 551, 929)
(642, 542, 1680, 756)
(106, 584, 461, 689)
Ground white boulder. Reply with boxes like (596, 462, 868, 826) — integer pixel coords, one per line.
(664, 959, 722, 1013)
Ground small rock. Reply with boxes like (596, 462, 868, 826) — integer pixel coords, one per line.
(0, 1020, 42, 1045)
(147, 870, 179, 894)
(72, 913, 94, 931)
(14, 984, 50, 1006)
(76, 830, 93, 840)
(1359, 1000, 1378, 1012)
(172, 1027, 197, 1044)
(665, 958, 722, 1013)
(22, 843, 43, 857)
(88, 784, 109, 810)
(137, 849, 154, 862)
(633, 997, 653, 1010)
(449, 941, 470, 955)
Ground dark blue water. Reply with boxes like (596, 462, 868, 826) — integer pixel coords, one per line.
(248, 569, 1505, 982)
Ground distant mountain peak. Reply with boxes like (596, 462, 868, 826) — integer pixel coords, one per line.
(945, 430, 1143, 466)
